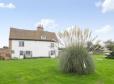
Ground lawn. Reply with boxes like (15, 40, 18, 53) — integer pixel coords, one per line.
(0, 55, 114, 84)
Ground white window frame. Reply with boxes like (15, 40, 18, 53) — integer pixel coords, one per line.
(19, 41, 24, 47)
(50, 43, 54, 48)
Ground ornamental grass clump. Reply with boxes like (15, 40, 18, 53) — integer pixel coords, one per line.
(58, 26, 96, 74)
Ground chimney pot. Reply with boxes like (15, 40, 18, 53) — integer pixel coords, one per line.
(37, 24, 44, 31)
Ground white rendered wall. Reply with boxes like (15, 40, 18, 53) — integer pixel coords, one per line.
(11, 40, 58, 59)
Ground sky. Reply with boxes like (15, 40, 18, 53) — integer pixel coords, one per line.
(0, 0, 114, 47)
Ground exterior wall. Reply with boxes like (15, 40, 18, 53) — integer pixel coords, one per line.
(11, 40, 58, 59)
(0, 48, 11, 60)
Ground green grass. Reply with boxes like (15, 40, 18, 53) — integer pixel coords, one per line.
(0, 55, 114, 84)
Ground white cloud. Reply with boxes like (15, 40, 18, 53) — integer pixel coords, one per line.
(95, 0, 114, 13)
(95, 25, 112, 33)
(0, 3, 16, 9)
(35, 19, 58, 31)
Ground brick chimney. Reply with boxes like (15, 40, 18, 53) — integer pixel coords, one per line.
(37, 24, 44, 31)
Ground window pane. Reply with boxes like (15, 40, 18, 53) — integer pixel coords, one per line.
(26, 51, 31, 55)
(51, 43, 54, 48)
(19, 41, 24, 47)
(25, 51, 32, 57)
(20, 51, 24, 55)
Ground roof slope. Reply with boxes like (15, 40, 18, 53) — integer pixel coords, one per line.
(9, 28, 58, 42)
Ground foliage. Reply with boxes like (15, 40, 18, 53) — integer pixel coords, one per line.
(93, 41, 104, 54)
(104, 40, 114, 51)
(58, 26, 96, 74)
(104, 40, 114, 59)
(59, 45, 95, 74)
(58, 26, 96, 47)
(86, 41, 104, 55)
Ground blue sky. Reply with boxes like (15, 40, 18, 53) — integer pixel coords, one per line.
(0, 0, 114, 47)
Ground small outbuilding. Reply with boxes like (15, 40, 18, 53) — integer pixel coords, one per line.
(0, 47, 11, 60)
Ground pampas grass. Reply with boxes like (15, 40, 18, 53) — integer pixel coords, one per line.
(58, 26, 96, 74)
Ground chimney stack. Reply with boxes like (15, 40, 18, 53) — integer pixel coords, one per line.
(37, 24, 44, 31)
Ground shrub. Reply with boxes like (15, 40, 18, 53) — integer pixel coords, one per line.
(58, 26, 96, 74)
(106, 51, 114, 59)
(104, 40, 114, 59)
(59, 45, 95, 74)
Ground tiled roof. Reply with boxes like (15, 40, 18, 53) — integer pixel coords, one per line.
(9, 27, 58, 42)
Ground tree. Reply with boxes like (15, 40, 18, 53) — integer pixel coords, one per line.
(104, 40, 114, 58)
(93, 41, 104, 54)
(104, 40, 114, 51)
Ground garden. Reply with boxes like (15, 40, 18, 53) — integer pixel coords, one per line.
(0, 55, 114, 84)
(0, 26, 114, 84)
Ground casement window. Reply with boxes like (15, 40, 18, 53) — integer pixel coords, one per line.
(41, 36, 47, 40)
(20, 51, 24, 55)
(19, 41, 24, 47)
(25, 51, 32, 58)
(50, 43, 54, 48)
(19, 51, 32, 57)
(50, 50, 55, 55)
(26, 51, 32, 56)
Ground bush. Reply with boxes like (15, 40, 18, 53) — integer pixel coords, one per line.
(58, 26, 96, 74)
(111, 51, 114, 56)
(106, 51, 114, 59)
(104, 40, 114, 59)
(59, 45, 95, 74)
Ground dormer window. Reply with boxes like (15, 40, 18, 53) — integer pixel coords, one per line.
(41, 36, 47, 40)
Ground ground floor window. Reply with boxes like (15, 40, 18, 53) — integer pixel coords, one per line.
(50, 50, 55, 55)
(20, 50, 32, 58)
(26, 51, 32, 56)
(20, 51, 24, 55)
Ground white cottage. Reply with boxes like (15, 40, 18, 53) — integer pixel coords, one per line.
(9, 25, 59, 59)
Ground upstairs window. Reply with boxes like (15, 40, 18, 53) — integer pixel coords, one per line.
(19, 41, 24, 47)
(51, 43, 54, 48)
